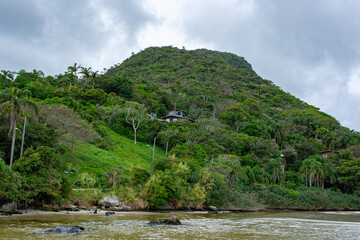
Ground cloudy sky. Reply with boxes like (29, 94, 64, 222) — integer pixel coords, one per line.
(1, 0, 360, 131)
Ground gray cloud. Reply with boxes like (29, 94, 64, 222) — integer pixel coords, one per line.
(0, 0, 154, 74)
(180, 0, 360, 131)
(0, 0, 44, 39)
(1, 0, 360, 131)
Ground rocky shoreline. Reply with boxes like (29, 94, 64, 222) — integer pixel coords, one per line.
(1, 205, 360, 217)
(2, 195, 360, 216)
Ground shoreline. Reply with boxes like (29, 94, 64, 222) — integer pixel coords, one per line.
(2, 207, 360, 218)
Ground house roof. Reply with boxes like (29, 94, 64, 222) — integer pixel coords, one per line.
(168, 108, 186, 112)
(163, 115, 186, 119)
(162, 114, 195, 122)
(319, 151, 339, 154)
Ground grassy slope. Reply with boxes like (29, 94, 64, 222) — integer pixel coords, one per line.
(73, 129, 166, 175)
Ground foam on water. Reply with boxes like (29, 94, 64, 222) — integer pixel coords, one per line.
(1, 211, 360, 239)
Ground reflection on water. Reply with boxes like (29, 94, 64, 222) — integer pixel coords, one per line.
(0, 211, 360, 239)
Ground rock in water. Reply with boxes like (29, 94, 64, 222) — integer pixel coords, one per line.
(40, 226, 85, 234)
(148, 215, 181, 225)
(98, 195, 119, 208)
(163, 215, 181, 225)
(105, 211, 115, 216)
(148, 220, 162, 225)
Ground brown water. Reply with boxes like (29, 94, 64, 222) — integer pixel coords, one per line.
(0, 211, 359, 239)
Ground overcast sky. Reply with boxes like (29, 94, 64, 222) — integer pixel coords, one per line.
(1, 0, 360, 132)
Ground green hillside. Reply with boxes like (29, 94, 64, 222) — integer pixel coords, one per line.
(1, 46, 360, 210)
(74, 130, 166, 175)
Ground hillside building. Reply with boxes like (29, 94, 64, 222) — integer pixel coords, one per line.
(162, 109, 194, 122)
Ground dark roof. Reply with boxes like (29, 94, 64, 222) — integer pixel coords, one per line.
(163, 115, 186, 119)
(168, 108, 186, 112)
(162, 115, 195, 122)
(319, 151, 339, 154)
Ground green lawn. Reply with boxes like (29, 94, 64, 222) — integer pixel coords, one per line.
(73, 129, 167, 175)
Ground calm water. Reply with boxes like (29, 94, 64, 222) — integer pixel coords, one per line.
(0, 211, 359, 239)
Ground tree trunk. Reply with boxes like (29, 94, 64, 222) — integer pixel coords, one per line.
(134, 128, 137, 144)
(309, 171, 312, 187)
(317, 175, 320, 188)
(151, 138, 156, 177)
(10, 117, 17, 168)
(20, 116, 27, 158)
(166, 142, 168, 155)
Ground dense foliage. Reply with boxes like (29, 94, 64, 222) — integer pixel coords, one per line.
(1, 47, 360, 209)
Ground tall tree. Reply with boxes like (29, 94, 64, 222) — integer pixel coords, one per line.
(0, 70, 15, 81)
(32, 69, 44, 78)
(299, 156, 323, 187)
(0, 88, 38, 168)
(90, 70, 98, 86)
(125, 102, 146, 144)
(0, 70, 15, 88)
(67, 63, 81, 82)
(80, 67, 92, 85)
(220, 103, 249, 132)
(157, 129, 179, 154)
(265, 158, 284, 185)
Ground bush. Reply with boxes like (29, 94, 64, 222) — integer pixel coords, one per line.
(0, 158, 23, 203)
(130, 166, 150, 186)
(12, 147, 71, 203)
(144, 170, 176, 207)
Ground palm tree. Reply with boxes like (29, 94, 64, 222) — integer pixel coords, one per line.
(90, 70, 98, 86)
(67, 63, 81, 82)
(0, 88, 38, 168)
(32, 69, 44, 78)
(245, 166, 256, 185)
(222, 160, 246, 186)
(319, 158, 335, 188)
(1, 70, 15, 81)
(80, 67, 92, 85)
(300, 158, 315, 187)
(1, 70, 15, 87)
(253, 165, 268, 184)
(300, 156, 323, 187)
(265, 158, 284, 184)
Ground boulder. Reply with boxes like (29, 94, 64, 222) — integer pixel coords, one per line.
(148, 215, 181, 225)
(60, 203, 78, 211)
(163, 215, 181, 225)
(105, 211, 115, 216)
(40, 226, 85, 234)
(98, 195, 119, 208)
(208, 206, 218, 211)
(1, 202, 17, 212)
(148, 220, 162, 225)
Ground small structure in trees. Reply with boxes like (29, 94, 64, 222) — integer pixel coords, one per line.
(162, 109, 194, 122)
(319, 151, 339, 159)
(280, 154, 286, 173)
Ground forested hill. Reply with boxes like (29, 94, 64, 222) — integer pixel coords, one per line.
(1, 46, 360, 210)
(105, 46, 354, 156)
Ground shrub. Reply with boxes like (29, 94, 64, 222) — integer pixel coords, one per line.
(0, 158, 23, 203)
(144, 170, 176, 207)
(130, 166, 150, 186)
(12, 147, 71, 203)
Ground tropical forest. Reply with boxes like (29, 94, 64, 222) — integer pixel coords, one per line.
(1, 46, 360, 211)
